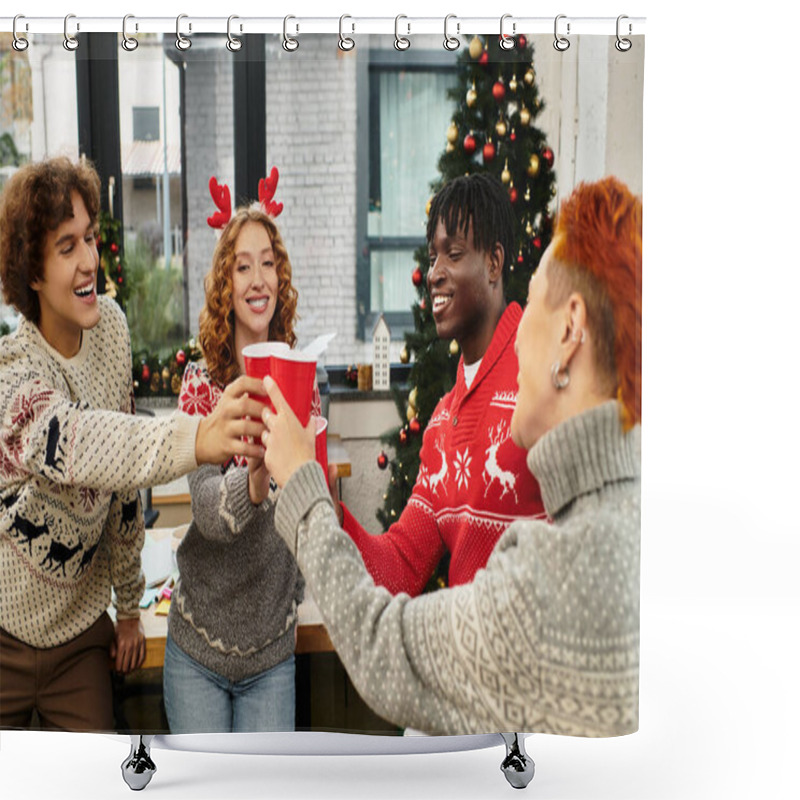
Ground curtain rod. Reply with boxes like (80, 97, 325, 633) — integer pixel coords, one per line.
(1, 15, 646, 38)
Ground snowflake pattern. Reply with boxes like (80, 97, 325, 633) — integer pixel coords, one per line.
(178, 364, 220, 417)
(453, 447, 472, 491)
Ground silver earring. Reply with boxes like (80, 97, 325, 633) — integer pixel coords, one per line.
(571, 327, 586, 344)
(551, 361, 569, 390)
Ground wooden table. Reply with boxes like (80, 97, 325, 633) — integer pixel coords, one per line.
(136, 530, 334, 671)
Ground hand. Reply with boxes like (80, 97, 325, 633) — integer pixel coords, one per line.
(247, 451, 271, 505)
(327, 463, 344, 526)
(261, 377, 316, 487)
(195, 375, 267, 465)
(111, 617, 146, 674)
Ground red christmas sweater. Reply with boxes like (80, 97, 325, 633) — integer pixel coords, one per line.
(341, 302, 546, 597)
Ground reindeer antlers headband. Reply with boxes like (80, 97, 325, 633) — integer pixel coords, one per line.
(207, 166, 284, 230)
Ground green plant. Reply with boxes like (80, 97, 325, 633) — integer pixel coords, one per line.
(123, 236, 185, 358)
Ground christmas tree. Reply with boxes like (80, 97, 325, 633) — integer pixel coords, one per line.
(376, 33, 557, 588)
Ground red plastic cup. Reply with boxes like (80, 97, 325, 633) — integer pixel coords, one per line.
(270, 350, 317, 426)
(242, 342, 290, 403)
(314, 416, 328, 477)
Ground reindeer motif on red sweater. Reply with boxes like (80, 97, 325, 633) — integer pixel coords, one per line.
(483, 422, 519, 503)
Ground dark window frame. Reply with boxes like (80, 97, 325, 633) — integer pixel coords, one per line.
(356, 48, 456, 340)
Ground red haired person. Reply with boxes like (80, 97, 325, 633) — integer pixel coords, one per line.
(162, 175, 316, 733)
(0, 158, 266, 731)
(258, 176, 642, 737)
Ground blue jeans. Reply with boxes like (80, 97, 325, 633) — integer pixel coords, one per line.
(162, 635, 295, 733)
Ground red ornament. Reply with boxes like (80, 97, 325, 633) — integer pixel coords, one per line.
(412, 267, 423, 287)
(479, 50, 489, 65)
(117, 277, 123, 284)
(517, 34, 527, 49)
(510, 131, 516, 143)
(377, 451, 389, 470)
(483, 142, 496, 162)
(532, 236, 542, 250)
(176, 350, 186, 367)
(542, 147, 554, 168)
(141, 364, 151, 382)
(419, 298, 427, 311)
(509, 187, 518, 204)
(463, 134, 476, 155)
(517, 253, 524, 265)
(110, 242, 119, 254)
(399, 428, 408, 445)
(409, 417, 421, 435)
(492, 80, 506, 102)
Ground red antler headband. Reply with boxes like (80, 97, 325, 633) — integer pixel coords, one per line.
(206, 168, 283, 231)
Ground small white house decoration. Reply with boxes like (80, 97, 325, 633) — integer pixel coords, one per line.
(372, 315, 391, 391)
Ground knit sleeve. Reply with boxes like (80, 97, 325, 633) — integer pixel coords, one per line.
(341, 421, 446, 597)
(0, 373, 199, 492)
(274, 461, 534, 734)
(187, 464, 273, 543)
(103, 491, 145, 620)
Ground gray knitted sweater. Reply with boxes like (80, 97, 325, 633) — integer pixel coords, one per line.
(275, 400, 640, 736)
(167, 360, 303, 683)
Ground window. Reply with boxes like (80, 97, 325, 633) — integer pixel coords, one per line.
(356, 48, 457, 339)
(132, 106, 160, 142)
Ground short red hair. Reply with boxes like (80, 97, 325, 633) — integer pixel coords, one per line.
(551, 177, 642, 428)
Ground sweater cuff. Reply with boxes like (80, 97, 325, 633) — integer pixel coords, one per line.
(274, 461, 333, 554)
(171, 411, 201, 473)
(223, 466, 262, 530)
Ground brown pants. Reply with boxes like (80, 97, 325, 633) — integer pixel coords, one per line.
(0, 612, 115, 731)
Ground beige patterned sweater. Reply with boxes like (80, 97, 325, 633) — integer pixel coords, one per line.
(275, 401, 640, 736)
(0, 296, 200, 648)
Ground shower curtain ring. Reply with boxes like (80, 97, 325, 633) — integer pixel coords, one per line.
(444, 14, 460, 51)
(338, 15, 355, 51)
(499, 14, 515, 50)
(63, 14, 79, 51)
(122, 15, 139, 51)
(615, 15, 632, 52)
(176, 14, 192, 51)
(12, 15, 29, 51)
(283, 16, 299, 51)
(553, 14, 570, 51)
(227, 16, 242, 52)
(394, 15, 411, 51)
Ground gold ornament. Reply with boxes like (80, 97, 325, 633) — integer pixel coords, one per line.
(171, 374, 182, 395)
(161, 366, 171, 382)
(469, 36, 484, 60)
(447, 121, 458, 144)
(501, 160, 511, 185)
(466, 83, 477, 108)
(400, 345, 410, 364)
(527, 153, 540, 177)
(495, 117, 507, 138)
(509, 74, 518, 92)
(449, 339, 459, 356)
(525, 221, 533, 236)
(519, 106, 531, 126)
(524, 186, 531, 202)
(524, 68, 534, 86)
(406, 404, 416, 422)
(150, 374, 161, 393)
(408, 387, 418, 409)
(446, 142, 455, 154)
(425, 197, 432, 216)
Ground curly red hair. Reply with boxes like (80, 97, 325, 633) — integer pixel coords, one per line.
(198, 207, 298, 387)
(548, 176, 642, 428)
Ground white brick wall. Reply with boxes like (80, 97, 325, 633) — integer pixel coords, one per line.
(265, 38, 362, 365)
